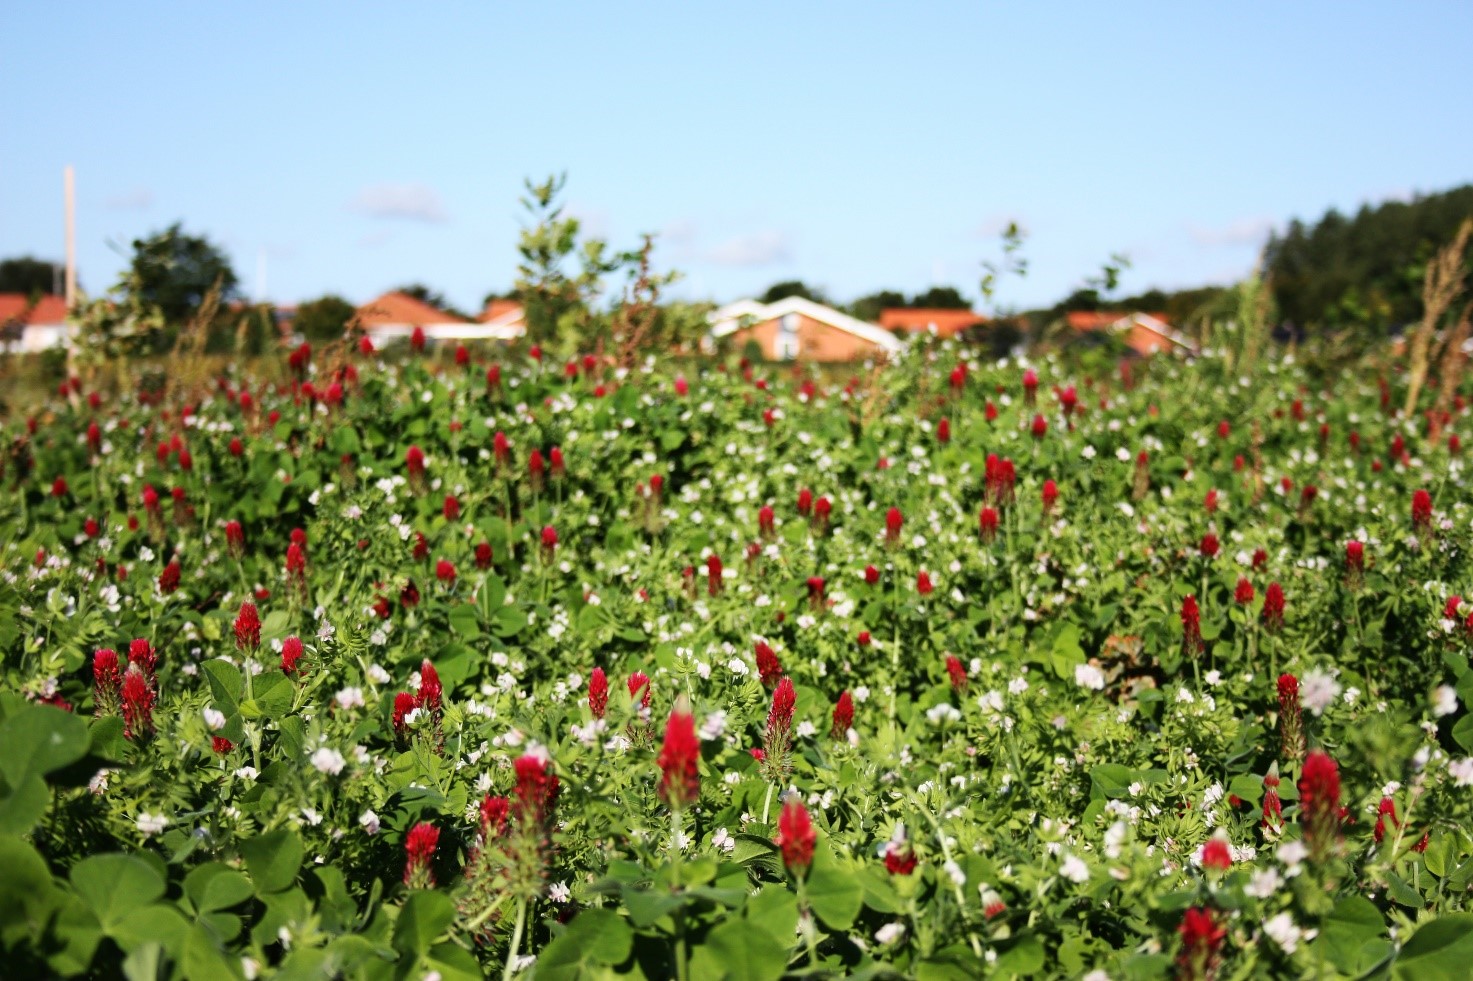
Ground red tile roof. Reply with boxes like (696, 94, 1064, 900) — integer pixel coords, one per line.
(479, 298, 521, 323)
(355, 291, 467, 328)
(1066, 310, 1169, 331)
(0, 294, 67, 324)
(878, 308, 986, 337)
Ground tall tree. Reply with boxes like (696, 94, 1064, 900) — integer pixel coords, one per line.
(1263, 184, 1473, 333)
(759, 280, 829, 305)
(0, 256, 60, 296)
(910, 285, 971, 309)
(849, 290, 906, 322)
(126, 222, 238, 326)
(293, 295, 357, 342)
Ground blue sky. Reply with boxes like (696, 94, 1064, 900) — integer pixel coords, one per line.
(4, 2, 1472, 313)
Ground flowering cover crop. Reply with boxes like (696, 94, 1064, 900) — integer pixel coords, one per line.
(3, 341, 1473, 979)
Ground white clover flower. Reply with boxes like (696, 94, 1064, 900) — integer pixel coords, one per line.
(1432, 685, 1459, 718)
(875, 922, 907, 945)
(359, 810, 380, 835)
(1300, 670, 1341, 716)
(925, 703, 961, 725)
(1059, 853, 1090, 883)
(549, 881, 572, 903)
(311, 747, 346, 776)
(202, 707, 226, 730)
(136, 812, 169, 836)
(1263, 912, 1305, 954)
(1449, 758, 1473, 787)
(1244, 867, 1283, 898)
(334, 687, 365, 710)
(712, 827, 736, 853)
(1074, 663, 1105, 691)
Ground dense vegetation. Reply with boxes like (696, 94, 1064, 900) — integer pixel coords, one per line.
(1264, 185, 1473, 335)
(2, 329, 1473, 978)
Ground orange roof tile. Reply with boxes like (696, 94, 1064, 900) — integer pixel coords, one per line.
(0, 293, 67, 324)
(877, 308, 985, 337)
(355, 291, 467, 329)
(479, 298, 521, 322)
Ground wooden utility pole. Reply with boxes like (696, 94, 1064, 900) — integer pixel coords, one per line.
(64, 165, 77, 309)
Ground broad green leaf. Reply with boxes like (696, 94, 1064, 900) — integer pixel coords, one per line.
(392, 890, 456, 957)
(1089, 763, 1135, 799)
(622, 888, 687, 928)
(536, 908, 634, 979)
(111, 904, 189, 956)
(71, 854, 166, 932)
(203, 659, 244, 711)
(241, 829, 304, 894)
(1317, 895, 1385, 975)
(0, 773, 50, 835)
(805, 846, 862, 930)
(1393, 914, 1473, 980)
(448, 605, 481, 638)
(744, 886, 798, 943)
(688, 918, 787, 981)
(0, 702, 90, 785)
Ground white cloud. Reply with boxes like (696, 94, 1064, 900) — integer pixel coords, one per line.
(702, 229, 792, 267)
(103, 187, 153, 211)
(1187, 217, 1276, 248)
(351, 183, 448, 222)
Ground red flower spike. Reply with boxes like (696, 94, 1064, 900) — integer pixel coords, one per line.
(656, 710, 701, 809)
(755, 641, 783, 688)
(280, 636, 304, 675)
(588, 667, 609, 718)
(403, 822, 439, 887)
(774, 798, 816, 873)
(234, 603, 262, 652)
(831, 691, 854, 739)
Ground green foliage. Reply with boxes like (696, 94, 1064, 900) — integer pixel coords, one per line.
(759, 280, 828, 305)
(293, 294, 357, 343)
(124, 222, 239, 327)
(4, 335, 1473, 977)
(0, 255, 61, 297)
(514, 174, 632, 352)
(1264, 184, 1473, 333)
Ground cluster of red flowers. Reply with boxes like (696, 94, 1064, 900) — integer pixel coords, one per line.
(391, 660, 444, 743)
(984, 454, 1017, 506)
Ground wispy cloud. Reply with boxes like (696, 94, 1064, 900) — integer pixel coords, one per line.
(351, 183, 448, 223)
(103, 187, 154, 211)
(702, 229, 792, 267)
(1188, 216, 1276, 248)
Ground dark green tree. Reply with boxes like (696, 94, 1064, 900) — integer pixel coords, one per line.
(1263, 184, 1473, 333)
(293, 295, 357, 342)
(909, 286, 971, 309)
(759, 280, 829, 305)
(0, 256, 60, 296)
(849, 290, 906, 322)
(125, 223, 238, 326)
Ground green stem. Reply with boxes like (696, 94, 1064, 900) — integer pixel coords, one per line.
(502, 897, 528, 981)
(671, 807, 688, 981)
(761, 783, 775, 827)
